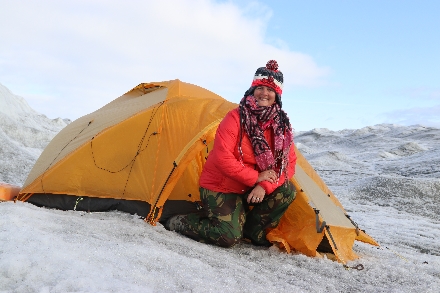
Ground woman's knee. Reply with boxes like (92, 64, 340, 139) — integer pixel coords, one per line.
(268, 181, 296, 204)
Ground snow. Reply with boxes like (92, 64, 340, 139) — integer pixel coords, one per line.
(1, 83, 440, 292)
(0, 83, 70, 186)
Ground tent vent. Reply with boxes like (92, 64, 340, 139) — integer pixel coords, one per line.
(141, 85, 163, 94)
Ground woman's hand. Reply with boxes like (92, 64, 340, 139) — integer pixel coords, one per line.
(247, 185, 266, 204)
(256, 169, 277, 184)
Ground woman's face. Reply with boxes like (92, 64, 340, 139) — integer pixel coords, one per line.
(254, 86, 276, 107)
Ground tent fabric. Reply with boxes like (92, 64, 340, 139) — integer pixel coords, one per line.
(266, 145, 378, 262)
(294, 164, 353, 228)
(19, 80, 233, 220)
(17, 79, 378, 263)
(0, 183, 20, 201)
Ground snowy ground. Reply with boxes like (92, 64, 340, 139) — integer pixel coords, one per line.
(1, 83, 439, 292)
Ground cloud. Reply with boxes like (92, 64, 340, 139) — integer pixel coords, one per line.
(0, 0, 330, 120)
(383, 105, 440, 128)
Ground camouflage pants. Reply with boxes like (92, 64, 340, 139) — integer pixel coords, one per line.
(179, 181, 296, 247)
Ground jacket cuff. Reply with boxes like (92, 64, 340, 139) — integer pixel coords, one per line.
(258, 181, 274, 195)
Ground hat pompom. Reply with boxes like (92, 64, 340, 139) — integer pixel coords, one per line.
(266, 60, 279, 71)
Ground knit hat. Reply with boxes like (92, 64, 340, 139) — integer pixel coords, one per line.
(250, 60, 284, 95)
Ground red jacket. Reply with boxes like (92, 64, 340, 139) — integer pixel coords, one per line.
(199, 108, 296, 194)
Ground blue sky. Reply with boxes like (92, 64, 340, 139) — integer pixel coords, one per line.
(1, 0, 439, 131)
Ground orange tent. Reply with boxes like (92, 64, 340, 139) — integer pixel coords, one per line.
(17, 80, 378, 263)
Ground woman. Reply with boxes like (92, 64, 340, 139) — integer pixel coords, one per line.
(165, 60, 297, 247)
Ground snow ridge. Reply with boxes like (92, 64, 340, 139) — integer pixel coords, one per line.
(0, 83, 69, 185)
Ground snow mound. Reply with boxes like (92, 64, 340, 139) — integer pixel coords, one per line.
(351, 175, 440, 224)
(0, 83, 69, 186)
(388, 142, 428, 156)
(295, 128, 341, 144)
(295, 142, 316, 154)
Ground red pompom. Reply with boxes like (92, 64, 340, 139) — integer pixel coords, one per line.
(266, 60, 279, 71)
